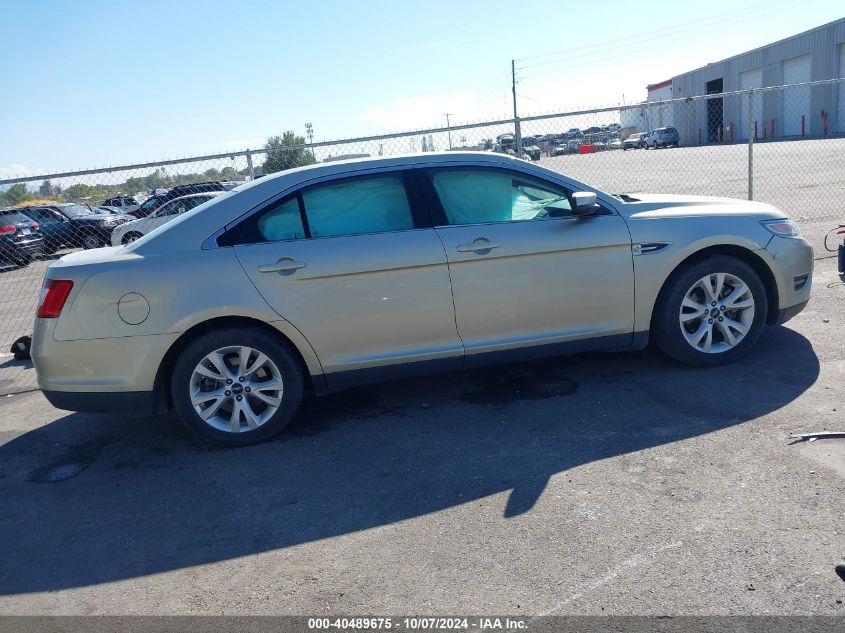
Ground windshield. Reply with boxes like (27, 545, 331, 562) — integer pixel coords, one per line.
(59, 204, 96, 218)
(139, 196, 163, 211)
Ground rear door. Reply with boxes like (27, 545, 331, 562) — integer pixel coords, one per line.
(230, 169, 462, 385)
(420, 165, 634, 366)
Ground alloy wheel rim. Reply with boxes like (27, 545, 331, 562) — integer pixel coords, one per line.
(189, 346, 284, 433)
(83, 236, 100, 249)
(679, 272, 755, 353)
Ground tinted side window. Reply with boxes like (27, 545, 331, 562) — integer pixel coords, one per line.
(257, 197, 306, 242)
(302, 175, 414, 238)
(429, 169, 572, 225)
(158, 200, 189, 217)
(220, 194, 306, 246)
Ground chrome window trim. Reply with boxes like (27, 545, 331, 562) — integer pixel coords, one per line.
(201, 159, 619, 250)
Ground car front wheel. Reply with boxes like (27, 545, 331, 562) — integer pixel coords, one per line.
(653, 256, 767, 367)
(170, 328, 304, 447)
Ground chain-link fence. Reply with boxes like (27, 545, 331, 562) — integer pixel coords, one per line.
(1, 79, 843, 394)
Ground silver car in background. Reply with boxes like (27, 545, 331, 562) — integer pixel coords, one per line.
(32, 152, 813, 446)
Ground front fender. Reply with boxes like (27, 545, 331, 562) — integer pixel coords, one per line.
(626, 216, 772, 333)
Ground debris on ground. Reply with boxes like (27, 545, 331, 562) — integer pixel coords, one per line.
(789, 431, 845, 443)
(9, 335, 31, 360)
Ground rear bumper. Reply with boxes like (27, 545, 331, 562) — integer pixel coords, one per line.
(0, 238, 43, 259)
(43, 389, 154, 416)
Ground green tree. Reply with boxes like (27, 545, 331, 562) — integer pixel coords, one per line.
(219, 166, 239, 180)
(3, 183, 33, 205)
(64, 183, 97, 200)
(204, 168, 221, 179)
(262, 131, 316, 174)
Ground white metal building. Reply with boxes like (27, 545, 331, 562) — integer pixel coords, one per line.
(638, 18, 845, 145)
(620, 80, 675, 133)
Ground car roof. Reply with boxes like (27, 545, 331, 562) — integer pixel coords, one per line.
(233, 151, 534, 195)
(134, 151, 610, 255)
(164, 192, 223, 203)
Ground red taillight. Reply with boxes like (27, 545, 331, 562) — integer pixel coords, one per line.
(0, 225, 14, 234)
(37, 279, 74, 318)
(32, 222, 40, 229)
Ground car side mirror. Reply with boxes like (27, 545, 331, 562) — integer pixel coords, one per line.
(572, 191, 600, 216)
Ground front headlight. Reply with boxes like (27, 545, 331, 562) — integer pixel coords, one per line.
(761, 218, 801, 238)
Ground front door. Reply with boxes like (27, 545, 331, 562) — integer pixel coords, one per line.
(421, 166, 634, 366)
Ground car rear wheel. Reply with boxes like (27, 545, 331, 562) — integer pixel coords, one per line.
(122, 232, 144, 245)
(82, 234, 103, 250)
(653, 256, 767, 367)
(171, 328, 304, 447)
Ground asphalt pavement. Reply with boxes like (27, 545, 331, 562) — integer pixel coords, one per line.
(0, 258, 842, 615)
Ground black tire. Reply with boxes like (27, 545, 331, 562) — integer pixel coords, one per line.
(43, 242, 59, 255)
(122, 232, 144, 245)
(171, 327, 304, 447)
(653, 256, 768, 367)
(82, 234, 104, 250)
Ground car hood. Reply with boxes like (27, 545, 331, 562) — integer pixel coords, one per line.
(618, 193, 788, 220)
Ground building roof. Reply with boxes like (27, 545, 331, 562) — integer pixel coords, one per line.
(647, 79, 672, 92)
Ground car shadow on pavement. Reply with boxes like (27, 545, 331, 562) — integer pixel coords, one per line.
(0, 325, 819, 595)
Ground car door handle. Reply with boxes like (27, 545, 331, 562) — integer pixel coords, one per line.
(257, 258, 307, 273)
(456, 238, 502, 253)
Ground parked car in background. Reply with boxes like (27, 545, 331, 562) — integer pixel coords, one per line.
(606, 138, 622, 150)
(102, 196, 140, 214)
(0, 209, 44, 266)
(521, 146, 541, 161)
(550, 143, 570, 157)
(31, 151, 813, 447)
(644, 127, 680, 149)
(623, 133, 646, 150)
(111, 192, 222, 246)
(19, 203, 133, 251)
(127, 182, 227, 218)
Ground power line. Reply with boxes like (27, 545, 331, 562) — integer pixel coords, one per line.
(517, 0, 793, 82)
(514, 0, 789, 70)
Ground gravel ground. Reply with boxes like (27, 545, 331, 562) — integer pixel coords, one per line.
(0, 257, 842, 615)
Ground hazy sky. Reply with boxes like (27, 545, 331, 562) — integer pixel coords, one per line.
(1, 0, 842, 176)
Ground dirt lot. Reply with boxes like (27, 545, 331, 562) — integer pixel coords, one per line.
(0, 257, 842, 615)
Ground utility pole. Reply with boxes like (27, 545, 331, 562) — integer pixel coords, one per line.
(511, 59, 522, 154)
(444, 113, 453, 150)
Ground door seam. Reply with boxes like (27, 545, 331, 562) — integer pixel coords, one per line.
(431, 227, 467, 366)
